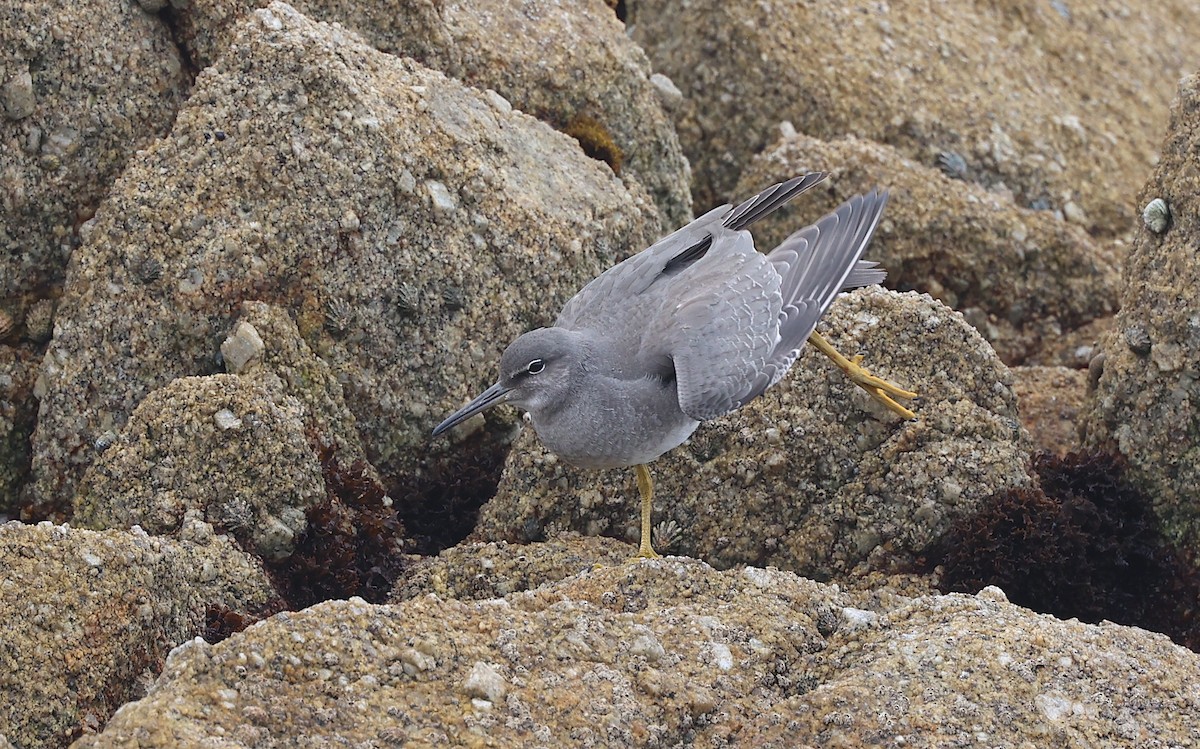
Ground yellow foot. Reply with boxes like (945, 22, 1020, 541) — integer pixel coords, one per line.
(845, 354, 918, 419)
(808, 332, 918, 419)
(630, 464, 660, 561)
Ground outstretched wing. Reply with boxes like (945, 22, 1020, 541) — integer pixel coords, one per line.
(667, 190, 890, 420)
(554, 174, 827, 339)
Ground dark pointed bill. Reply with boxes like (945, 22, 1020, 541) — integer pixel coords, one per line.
(431, 381, 512, 437)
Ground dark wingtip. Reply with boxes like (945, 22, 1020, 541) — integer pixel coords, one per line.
(725, 172, 829, 231)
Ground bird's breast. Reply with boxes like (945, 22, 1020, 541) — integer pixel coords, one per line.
(526, 376, 699, 469)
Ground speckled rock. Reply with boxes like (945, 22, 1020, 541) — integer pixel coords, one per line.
(76, 557, 1200, 747)
(628, 0, 1200, 236)
(73, 374, 327, 560)
(392, 534, 937, 609)
(476, 287, 1032, 579)
(746, 585, 1200, 747)
(0, 346, 39, 517)
(222, 300, 375, 476)
(1083, 73, 1200, 553)
(27, 2, 661, 516)
(0, 0, 187, 303)
(172, 0, 692, 226)
(0, 519, 277, 749)
(70, 302, 378, 557)
(734, 133, 1120, 364)
(392, 534, 635, 602)
(1012, 365, 1087, 456)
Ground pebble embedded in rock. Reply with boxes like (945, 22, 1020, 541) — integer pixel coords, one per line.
(462, 661, 506, 703)
(1, 70, 35, 120)
(213, 408, 242, 430)
(649, 73, 683, 109)
(483, 89, 512, 114)
(426, 180, 457, 213)
(221, 322, 266, 373)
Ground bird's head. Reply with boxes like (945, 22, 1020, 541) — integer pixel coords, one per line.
(431, 327, 581, 436)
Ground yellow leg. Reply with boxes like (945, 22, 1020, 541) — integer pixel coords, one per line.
(807, 331, 918, 419)
(634, 464, 659, 559)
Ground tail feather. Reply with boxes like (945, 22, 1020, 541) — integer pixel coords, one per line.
(843, 260, 887, 289)
(763, 190, 889, 385)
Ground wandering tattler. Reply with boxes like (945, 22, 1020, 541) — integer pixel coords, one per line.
(433, 172, 916, 557)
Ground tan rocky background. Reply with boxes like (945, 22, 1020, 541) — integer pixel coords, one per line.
(3, 0, 1200, 746)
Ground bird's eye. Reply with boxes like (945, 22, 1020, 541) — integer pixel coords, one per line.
(526, 359, 545, 375)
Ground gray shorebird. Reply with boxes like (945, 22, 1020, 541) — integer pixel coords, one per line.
(433, 173, 916, 557)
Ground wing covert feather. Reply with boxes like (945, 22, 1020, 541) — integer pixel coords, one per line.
(658, 230, 784, 421)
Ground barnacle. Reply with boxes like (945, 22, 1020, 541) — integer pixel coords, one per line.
(23, 299, 54, 342)
(1143, 197, 1170, 234)
(936, 150, 968, 180)
(0, 309, 14, 340)
(218, 496, 255, 532)
(131, 255, 163, 285)
(324, 296, 354, 335)
(653, 519, 683, 552)
(396, 283, 420, 317)
(442, 285, 467, 312)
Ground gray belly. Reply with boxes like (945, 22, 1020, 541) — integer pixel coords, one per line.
(528, 377, 700, 469)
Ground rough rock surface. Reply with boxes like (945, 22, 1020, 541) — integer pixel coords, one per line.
(76, 555, 1200, 747)
(27, 2, 661, 516)
(734, 133, 1121, 364)
(0, 346, 39, 517)
(0, 0, 187, 303)
(72, 374, 327, 560)
(220, 300, 374, 471)
(173, 0, 692, 226)
(628, 0, 1200, 236)
(1012, 365, 1087, 456)
(391, 534, 937, 607)
(476, 287, 1032, 579)
(745, 586, 1200, 747)
(1083, 73, 1200, 552)
(72, 300, 383, 558)
(0, 519, 277, 749)
(392, 534, 635, 602)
